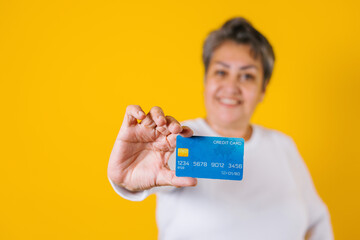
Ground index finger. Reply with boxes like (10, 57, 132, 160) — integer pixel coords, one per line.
(124, 105, 146, 127)
(179, 126, 193, 138)
(166, 125, 194, 148)
(148, 106, 166, 127)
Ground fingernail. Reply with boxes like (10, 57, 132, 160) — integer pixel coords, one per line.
(138, 111, 144, 117)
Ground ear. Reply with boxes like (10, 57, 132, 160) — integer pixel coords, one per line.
(258, 80, 268, 103)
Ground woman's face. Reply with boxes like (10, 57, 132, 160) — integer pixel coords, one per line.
(204, 40, 265, 127)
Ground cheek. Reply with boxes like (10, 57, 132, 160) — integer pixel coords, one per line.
(242, 86, 262, 106)
(204, 82, 218, 101)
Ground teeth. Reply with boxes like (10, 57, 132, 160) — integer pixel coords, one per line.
(219, 98, 239, 105)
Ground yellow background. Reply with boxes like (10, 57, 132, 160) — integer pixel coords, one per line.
(1, 0, 359, 239)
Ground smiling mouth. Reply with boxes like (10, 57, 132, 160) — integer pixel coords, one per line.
(217, 97, 242, 107)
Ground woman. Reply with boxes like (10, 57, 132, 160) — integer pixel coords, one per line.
(107, 17, 333, 239)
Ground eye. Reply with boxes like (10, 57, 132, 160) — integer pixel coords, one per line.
(215, 70, 227, 77)
(241, 74, 255, 81)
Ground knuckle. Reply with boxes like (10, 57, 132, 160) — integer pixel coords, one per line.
(165, 115, 173, 120)
(126, 104, 140, 111)
(151, 106, 163, 113)
(126, 105, 134, 112)
(166, 115, 178, 123)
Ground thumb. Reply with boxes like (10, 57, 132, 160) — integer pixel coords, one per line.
(156, 169, 197, 188)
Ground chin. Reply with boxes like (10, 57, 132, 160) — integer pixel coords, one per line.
(215, 111, 244, 125)
(206, 100, 247, 125)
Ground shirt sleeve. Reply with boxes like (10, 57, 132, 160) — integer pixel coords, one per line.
(108, 177, 152, 201)
(284, 136, 334, 240)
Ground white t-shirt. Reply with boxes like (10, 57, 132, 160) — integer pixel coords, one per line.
(109, 118, 333, 240)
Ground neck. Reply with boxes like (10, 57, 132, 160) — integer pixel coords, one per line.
(204, 117, 253, 141)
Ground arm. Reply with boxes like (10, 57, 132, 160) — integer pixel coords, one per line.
(284, 137, 334, 240)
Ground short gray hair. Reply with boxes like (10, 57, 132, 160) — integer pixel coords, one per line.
(202, 17, 275, 91)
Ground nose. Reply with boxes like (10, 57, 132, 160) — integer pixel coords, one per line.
(222, 74, 241, 94)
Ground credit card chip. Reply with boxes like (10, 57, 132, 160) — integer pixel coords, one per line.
(178, 148, 189, 157)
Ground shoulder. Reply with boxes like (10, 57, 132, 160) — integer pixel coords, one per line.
(179, 118, 201, 126)
(253, 124, 297, 150)
(254, 125, 308, 180)
(253, 124, 290, 140)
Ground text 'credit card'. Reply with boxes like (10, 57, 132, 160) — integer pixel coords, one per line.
(175, 135, 244, 181)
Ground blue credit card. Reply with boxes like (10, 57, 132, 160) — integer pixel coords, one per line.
(175, 135, 244, 181)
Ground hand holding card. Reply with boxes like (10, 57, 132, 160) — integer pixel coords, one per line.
(107, 105, 197, 192)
